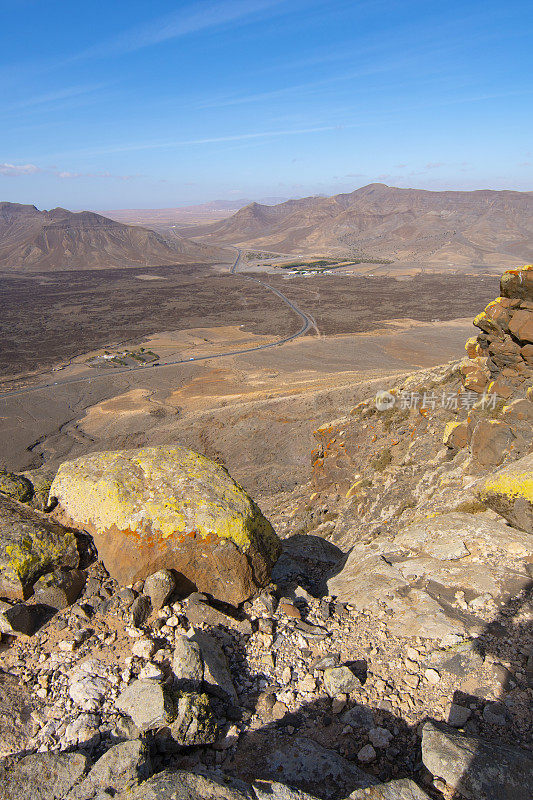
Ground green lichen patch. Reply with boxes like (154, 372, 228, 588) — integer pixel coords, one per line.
(0, 471, 33, 503)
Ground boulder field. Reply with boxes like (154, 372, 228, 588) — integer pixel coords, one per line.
(0, 265, 531, 800)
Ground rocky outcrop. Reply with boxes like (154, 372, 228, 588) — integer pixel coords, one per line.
(327, 512, 532, 639)
(50, 445, 280, 605)
(461, 265, 533, 397)
(0, 496, 79, 600)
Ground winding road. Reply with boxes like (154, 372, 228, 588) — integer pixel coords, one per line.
(0, 248, 317, 400)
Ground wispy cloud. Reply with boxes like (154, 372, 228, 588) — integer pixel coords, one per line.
(44, 123, 351, 159)
(80, 0, 286, 59)
(0, 162, 139, 181)
(7, 83, 106, 111)
(58, 170, 140, 181)
(196, 59, 424, 110)
(0, 163, 43, 176)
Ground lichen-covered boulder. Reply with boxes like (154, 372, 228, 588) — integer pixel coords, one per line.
(50, 446, 281, 605)
(476, 453, 533, 533)
(0, 470, 33, 503)
(0, 496, 79, 600)
(168, 691, 218, 746)
(33, 567, 86, 609)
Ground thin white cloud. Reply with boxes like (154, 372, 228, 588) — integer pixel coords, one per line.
(58, 170, 139, 181)
(0, 163, 42, 176)
(44, 123, 352, 159)
(8, 83, 106, 111)
(81, 0, 286, 59)
(0, 162, 138, 180)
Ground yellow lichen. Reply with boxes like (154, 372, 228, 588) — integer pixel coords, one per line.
(443, 420, 460, 444)
(480, 474, 533, 503)
(50, 445, 278, 556)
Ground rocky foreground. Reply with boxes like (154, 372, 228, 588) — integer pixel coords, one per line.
(0, 266, 532, 800)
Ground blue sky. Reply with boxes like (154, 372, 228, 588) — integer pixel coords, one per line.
(1, 0, 531, 209)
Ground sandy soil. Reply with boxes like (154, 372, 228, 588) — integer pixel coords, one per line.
(0, 317, 475, 496)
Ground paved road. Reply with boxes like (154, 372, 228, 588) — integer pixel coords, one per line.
(0, 248, 317, 401)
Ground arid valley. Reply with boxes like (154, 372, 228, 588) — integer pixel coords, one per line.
(1, 3, 532, 795)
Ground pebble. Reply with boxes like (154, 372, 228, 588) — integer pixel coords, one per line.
(131, 638, 155, 659)
(357, 744, 377, 763)
(138, 662, 164, 681)
(278, 602, 301, 619)
(424, 668, 441, 685)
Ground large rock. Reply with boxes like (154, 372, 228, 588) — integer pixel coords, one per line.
(143, 569, 176, 610)
(421, 720, 533, 800)
(118, 769, 250, 800)
(66, 740, 151, 800)
(323, 665, 362, 696)
(470, 420, 514, 467)
(347, 779, 431, 799)
(50, 446, 281, 605)
(22, 467, 57, 511)
(0, 601, 42, 636)
(0, 471, 33, 503)
(0, 752, 88, 800)
(477, 453, 533, 532)
(115, 680, 174, 731)
(168, 691, 218, 746)
(266, 738, 378, 800)
(33, 568, 86, 610)
(508, 309, 533, 343)
(172, 634, 203, 690)
(190, 629, 238, 703)
(253, 781, 320, 800)
(0, 496, 79, 600)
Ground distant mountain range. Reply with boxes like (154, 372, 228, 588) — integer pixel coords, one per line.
(102, 198, 289, 228)
(0, 203, 227, 271)
(183, 183, 533, 266)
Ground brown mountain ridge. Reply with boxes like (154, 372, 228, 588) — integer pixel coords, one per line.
(0, 202, 227, 271)
(184, 183, 533, 266)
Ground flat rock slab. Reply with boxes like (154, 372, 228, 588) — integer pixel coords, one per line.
(422, 720, 533, 800)
(347, 778, 431, 799)
(185, 600, 253, 635)
(66, 740, 151, 800)
(50, 445, 281, 605)
(190, 630, 238, 703)
(0, 751, 88, 800)
(119, 769, 251, 800)
(115, 680, 174, 731)
(266, 737, 378, 800)
(327, 512, 533, 639)
(253, 781, 320, 800)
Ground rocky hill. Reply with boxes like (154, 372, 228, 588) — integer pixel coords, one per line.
(186, 183, 533, 266)
(0, 266, 531, 799)
(0, 202, 227, 271)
